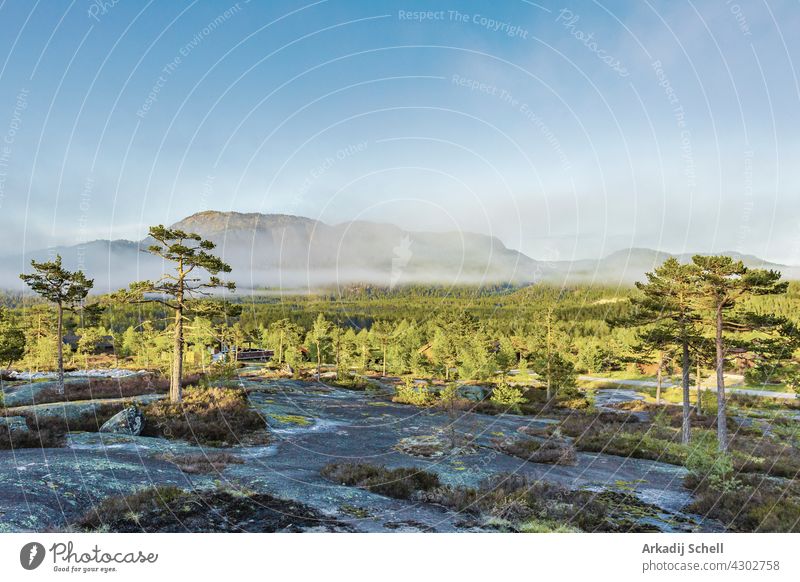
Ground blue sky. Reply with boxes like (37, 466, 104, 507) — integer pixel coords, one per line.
(0, 0, 798, 263)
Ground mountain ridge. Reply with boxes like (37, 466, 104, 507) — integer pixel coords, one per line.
(3, 210, 797, 292)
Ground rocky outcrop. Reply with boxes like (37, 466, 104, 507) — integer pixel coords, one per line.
(0, 416, 29, 437)
(457, 385, 488, 401)
(99, 407, 145, 436)
(394, 432, 478, 458)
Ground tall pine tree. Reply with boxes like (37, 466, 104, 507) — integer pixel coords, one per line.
(692, 256, 791, 451)
(614, 258, 700, 444)
(20, 255, 93, 393)
(115, 226, 234, 402)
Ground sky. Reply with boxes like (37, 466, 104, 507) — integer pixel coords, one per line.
(0, 0, 798, 264)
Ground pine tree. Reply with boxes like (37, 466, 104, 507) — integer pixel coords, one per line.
(0, 306, 25, 369)
(429, 313, 478, 380)
(120, 326, 139, 360)
(356, 328, 371, 371)
(692, 256, 791, 451)
(267, 318, 301, 365)
(339, 328, 358, 377)
(309, 313, 332, 379)
(114, 226, 234, 402)
(330, 326, 345, 379)
(19, 255, 93, 393)
(370, 320, 395, 377)
(186, 316, 216, 370)
(529, 307, 577, 404)
(77, 326, 108, 368)
(612, 258, 700, 444)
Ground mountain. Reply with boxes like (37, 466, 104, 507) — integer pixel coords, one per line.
(1, 239, 158, 294)
(169, 211, 539, 289)
(3, 211, 797, 292)
(539, 248, 799, 284)
(4, 211, 539, 292)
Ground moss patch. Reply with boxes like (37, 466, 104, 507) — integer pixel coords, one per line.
(269, 414, 312, 426)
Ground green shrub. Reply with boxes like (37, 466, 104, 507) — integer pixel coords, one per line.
(205, 361, 239, 383)
(329, 375, 370, 391)
(393, 379, 433, 406)
(490, 382, 527, 413)
(438, 383, 459, 404)
(685, 432, 741, 493)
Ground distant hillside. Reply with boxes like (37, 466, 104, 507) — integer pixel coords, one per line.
(3, 211, 797, 292)
(169, 211, 539, 289)
(4, 211, 539, 292)
(539, 247, 799, 284)
(1, 239, 157, 294)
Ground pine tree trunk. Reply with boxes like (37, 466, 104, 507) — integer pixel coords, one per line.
(35, 313, 42, 373)
(715, 307, 728, 452)
(170, 304, 183, 403)
(56, 303, 64, 394)
(545, 311, 553, 401)
(316, 341, 321, 379)
(278, 334, 284, 364)
(656, 353, 663, 404)
(382, 344, 387, 377)
(681, 338, 691, 444)
(696, 359, 703, 415)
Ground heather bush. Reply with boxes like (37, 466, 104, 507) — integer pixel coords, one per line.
(142, 386, 266, 446)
